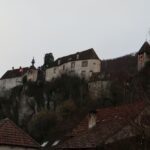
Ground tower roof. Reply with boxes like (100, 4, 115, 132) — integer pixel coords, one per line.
(138, 41, 150, 54)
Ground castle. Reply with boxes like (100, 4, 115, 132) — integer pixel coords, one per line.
(0, 41, 150, 93)
(45, 48, 101, 81)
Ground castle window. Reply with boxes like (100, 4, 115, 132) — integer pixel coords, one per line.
(82, 61, 88, 67)
(70, 70, 75, 74)
(76, 54, 79, 59)
(89, 71, 93, 77)
(81, 71, 86, 77)
(63, 65, 65, 70)
(58, 60, 61, 65)
(68, 58, 72, 61)
(71, 62, 75, 68)
(54, 68, 56, 73)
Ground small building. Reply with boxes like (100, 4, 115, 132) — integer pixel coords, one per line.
(0, 118, 40, 150)
(56, 101, 150, 149)
(137, 41, 150, 71)
(0, 59, 38, 94)
(46, 48, 101, 81)
(0, 67, 29, 92)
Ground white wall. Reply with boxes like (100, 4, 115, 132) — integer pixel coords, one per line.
(46, 59, 101, 81)
(0, 145, 38, 150)
(27, 70, 38, 82)
(0, 77, 22, 91)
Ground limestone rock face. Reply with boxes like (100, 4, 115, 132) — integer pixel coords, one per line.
(18, 94, 36, 126)
(0, 84, 46, 126)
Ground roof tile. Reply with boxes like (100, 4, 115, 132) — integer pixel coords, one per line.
(0, 118, 40, 148)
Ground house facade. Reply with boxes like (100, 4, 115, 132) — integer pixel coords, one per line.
(46, 48, 101, 81)
(137, 41, 150, 71)
(0, 67, 29, 92)
(0, 59, 38, 94)
(0, 118, 40, 150)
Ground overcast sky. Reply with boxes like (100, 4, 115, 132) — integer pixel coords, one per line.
(0, 0, 150, 76)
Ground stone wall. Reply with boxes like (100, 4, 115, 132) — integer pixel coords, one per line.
(88, 80, 110, 100)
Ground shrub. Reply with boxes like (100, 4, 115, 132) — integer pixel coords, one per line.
(57, 100, 77, 118)
(28, 110, 57, 143)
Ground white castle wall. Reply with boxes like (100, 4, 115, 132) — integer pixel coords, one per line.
(0, 77, 22, 91)
(46, 59, 101, 81)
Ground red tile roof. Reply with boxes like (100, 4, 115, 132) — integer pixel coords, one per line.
(57, 101, 146, 149)
(1, 67, 29, 79)
(0, 118, 40, 149)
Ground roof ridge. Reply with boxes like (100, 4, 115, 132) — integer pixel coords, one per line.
(6, 119, 40, 147)
(56, 48, 95, 60)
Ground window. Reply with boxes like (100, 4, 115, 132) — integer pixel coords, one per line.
(71, 62, 75, 68)
(58, 60, 61, 65)
(70, 70, 75, 74)
(63, 65, 65, 70)
(68, 58, 72, 61)
(81, 71, 86, 77)
(82, 61, 88, 67)
(89, 71, 93, 77)
(76, 54, 79, 59)
(54, 68, 56, 73)
(139, 54, 144, 62)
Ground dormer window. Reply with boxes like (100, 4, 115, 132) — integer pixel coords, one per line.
(58, 60, 61, 65)
(54, 68, 56, 74)
(68, 58, 72, 61)
(76, 54, 79, 59)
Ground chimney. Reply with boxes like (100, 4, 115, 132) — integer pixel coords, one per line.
(88, 110, 97, 129)
(12, 67, 14, 70)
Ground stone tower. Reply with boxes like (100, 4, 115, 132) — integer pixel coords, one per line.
(137, 41, 150, 71)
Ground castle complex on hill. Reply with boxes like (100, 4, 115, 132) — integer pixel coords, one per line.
(0, 41, 150, 94)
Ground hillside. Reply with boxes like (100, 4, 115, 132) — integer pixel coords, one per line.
(101, 53, 138, 78)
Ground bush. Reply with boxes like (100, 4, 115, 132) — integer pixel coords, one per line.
(57, 100, 77, 118)
(28, 110, 57, 143)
